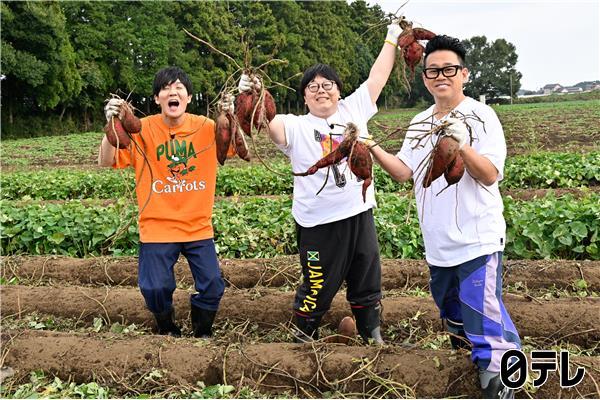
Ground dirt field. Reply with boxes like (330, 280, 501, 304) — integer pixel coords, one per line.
(1, 255, 599, 398)
(3, 255, 599, 291)
(3, 330, 599, 398)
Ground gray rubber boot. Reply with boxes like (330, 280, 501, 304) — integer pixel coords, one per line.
(293, 314, 322, 343)
(444, 318, 471, 350)
(351, 304, 385, 345)
(479, 370, 514, 399)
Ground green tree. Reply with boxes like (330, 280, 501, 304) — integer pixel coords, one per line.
(462, 35, 522, 100)
(296, 2, 363, 94)
(171, 1, 243, 116)
(1, 2, 81, 119)
(62, 1, 114, 129)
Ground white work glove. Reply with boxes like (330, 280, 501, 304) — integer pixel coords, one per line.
(358, 131, 376, 148)
(445, 117, 469, 149)
(104, 98, 124, 122)
(238, 73, 262, 93)
(385, 20, 403, 47)
(219, 93, 235, 113)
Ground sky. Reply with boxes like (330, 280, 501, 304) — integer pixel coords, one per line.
(371, 0, 600, 90)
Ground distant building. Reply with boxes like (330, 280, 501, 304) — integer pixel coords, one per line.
(542, 83, 562, 94)
(560, 87, 583, 93)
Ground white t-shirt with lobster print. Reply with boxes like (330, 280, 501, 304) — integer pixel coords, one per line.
(397, 97, 507, 267)
(278, 82, 377, 228)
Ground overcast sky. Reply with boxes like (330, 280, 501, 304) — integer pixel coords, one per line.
(371, 0, 600, 90)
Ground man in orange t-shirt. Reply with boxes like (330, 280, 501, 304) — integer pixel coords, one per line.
(98, 66, 224, 338)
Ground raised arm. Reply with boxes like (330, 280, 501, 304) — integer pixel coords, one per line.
(365, 21, 403, 104)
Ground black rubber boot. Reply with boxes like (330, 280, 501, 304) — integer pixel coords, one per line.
(293, 314, 322, 343)
(352, 304, 385, 345)
(191, 305, 217, 338)
(444, 318, 471, 350)
(479, 370, 514, 399)
(154, 308, 181, 337)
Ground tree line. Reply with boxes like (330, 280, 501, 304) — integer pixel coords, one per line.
(1, 1, 521, 138)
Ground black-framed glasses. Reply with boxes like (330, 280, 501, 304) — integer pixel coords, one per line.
(306, 80, 336, 93)
(423, 65, 463, 79)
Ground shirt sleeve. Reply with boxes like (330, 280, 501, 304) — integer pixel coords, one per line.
(277, 114, 300, 156)
(473, 108, 507, 181)
(396, 114, 425, 174)
(340, 82, 378, 122)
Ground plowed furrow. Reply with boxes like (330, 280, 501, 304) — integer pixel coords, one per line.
(3, 256, 598, 290)
(2, 330, 598, 398)
(2, 286, 597, 346)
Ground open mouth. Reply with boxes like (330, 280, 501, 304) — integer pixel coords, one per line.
(168, 99, 180, 111)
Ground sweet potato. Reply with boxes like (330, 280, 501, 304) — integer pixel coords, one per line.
(397, 32, 415, 49)
(104, 117, 130, 149)
(336, 316, 357, 344)
(412, 27, 436, 41)
(444, 154, 465, 185)
(349, 142, 373, 202)
(423, 135, 459, 188)
(233, 122, 250, 162)
(403, 41, 424, 75)
(121, 103, 141, 134)
(258, 90, 276, 126)
(226, 113, 238, 159)
(293, 123, 373, 202)
(215, 111, 232, 165)
(324, 316, 357, 344)
(235, 88, 276, 137)
(396, 22, 436, 78)
(235, 92, 254, 137)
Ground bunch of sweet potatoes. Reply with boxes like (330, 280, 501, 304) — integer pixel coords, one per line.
(396, 18, 436, 77)
(215, 104, 249, 165)
(104, 102, 141, 149)
(422, 134, 465, 188)
(293, 123, 373, 202)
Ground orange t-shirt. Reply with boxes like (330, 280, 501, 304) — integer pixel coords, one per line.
(113, 113, 217, 243)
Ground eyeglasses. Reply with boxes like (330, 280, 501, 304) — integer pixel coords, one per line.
(423, 65, 463, 79)
(306, 80, 336, 93)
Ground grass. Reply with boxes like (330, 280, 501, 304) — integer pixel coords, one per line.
(1, 99, 598, 169)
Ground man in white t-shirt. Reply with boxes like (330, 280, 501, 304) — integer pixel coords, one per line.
(370, 35, 520, 398)
(226, 22, 403, 345)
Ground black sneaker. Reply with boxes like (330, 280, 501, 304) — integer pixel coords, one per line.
(479, 370, 514, 399)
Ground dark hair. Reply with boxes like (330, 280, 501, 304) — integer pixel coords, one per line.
(152, 66, 193, 97)
(299, 63, 343, 95)
(424, 35, 467, 67)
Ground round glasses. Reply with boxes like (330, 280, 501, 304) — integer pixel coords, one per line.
(306, 80, 336, 93)
(423, 65, 463, 79)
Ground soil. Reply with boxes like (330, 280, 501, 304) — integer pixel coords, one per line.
(2, 285, 598, 347)
(3, 256, 599, 291)
(2, 254, 599, 397)
(2, 330, 598, 398)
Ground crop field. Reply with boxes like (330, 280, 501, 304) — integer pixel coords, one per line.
(1, 100, 599, 398)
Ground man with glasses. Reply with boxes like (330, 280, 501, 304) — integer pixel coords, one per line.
(224, 21, 404, 345)
(369, 35, 520, 399)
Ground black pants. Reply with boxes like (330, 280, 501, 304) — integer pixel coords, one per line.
(293, 209, 382, 318)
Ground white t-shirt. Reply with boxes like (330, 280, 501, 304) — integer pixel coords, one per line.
(397, 97, 507, 266)
(278, 82, 377, 227)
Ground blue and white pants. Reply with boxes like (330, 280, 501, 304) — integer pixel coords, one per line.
(429, 252, 521, 372)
